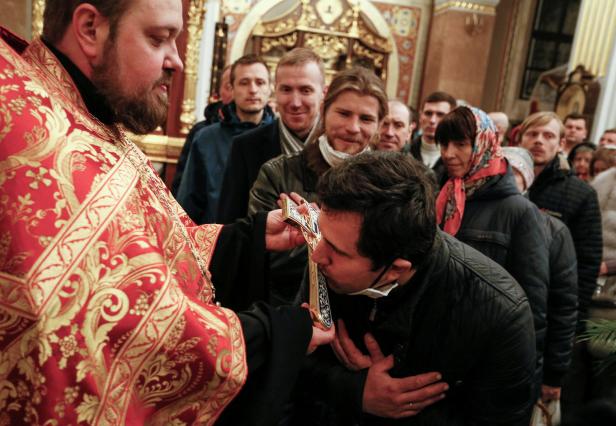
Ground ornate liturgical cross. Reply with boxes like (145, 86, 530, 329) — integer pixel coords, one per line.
(281, 198, 333, 329)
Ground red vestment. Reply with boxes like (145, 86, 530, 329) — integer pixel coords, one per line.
(0, 30, 246, 425)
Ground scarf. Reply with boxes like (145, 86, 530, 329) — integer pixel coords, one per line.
(318, 134, 371, 168)
(436, 106, 508, 235)
(278, 115, 321, 155)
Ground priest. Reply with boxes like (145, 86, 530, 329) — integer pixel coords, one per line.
(0, 1, 332, 425)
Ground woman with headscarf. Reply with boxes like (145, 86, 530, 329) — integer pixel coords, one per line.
(435, 106, 550, 402)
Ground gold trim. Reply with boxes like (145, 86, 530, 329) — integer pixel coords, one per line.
(180, 0, 208, 135)
(32, 0, 45, 38)
(434, 1, 496, 16)
(130, 134, 185, 164)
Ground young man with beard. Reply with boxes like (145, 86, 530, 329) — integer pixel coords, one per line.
(519, 112, 602, 418)
(291, 152, 536, 425)
(376, 100, 414, 152)
(217, 48, 326, 224)
(176, 54, 274, 224)
(231, 67, 387, 309)
(0, 1, 333, 424)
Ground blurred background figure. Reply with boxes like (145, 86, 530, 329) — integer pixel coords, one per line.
(377, 100, 413, 152)
(591, 146, 616, 178)
(489, 111, 510, 146)
(568, 142, 597, 182)
(599, 128, 616, 147)
(562, 113, 589, 156)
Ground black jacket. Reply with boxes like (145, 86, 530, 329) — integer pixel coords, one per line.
(295, 232, 536, 426)
(453, 168, 549, 380)
(217, 119, 282, 224)
(528, 155, 602, 332)
(542, 213, 578, 387)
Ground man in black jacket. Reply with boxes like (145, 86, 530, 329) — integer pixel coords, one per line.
(293, 152, 536, 425)
(519, 112, 601, 333)
(217, 48, 325, 223)
(519, 112, 602, 415)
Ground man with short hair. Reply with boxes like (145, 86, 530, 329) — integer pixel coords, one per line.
(176, 54, 274, 224)
(376, 100, 414, 152)
(409, 91, 456, 181)
(293, 152, 536, 425)
(171, 64, 232, 195)
(562, 113, 588, 155)
(489, 111, 510, 146)
(0, 1, 332, 424)
(519, 111, 602, 414)
(599, 128, 616, 146)
(217, 47, 325, 224)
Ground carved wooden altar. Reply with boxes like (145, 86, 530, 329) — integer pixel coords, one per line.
(250, 0, 392, 83)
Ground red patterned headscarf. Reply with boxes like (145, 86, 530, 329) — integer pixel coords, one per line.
(436, 106, 507, 235)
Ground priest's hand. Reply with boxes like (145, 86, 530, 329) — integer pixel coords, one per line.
(362, 356, 447, 419)
(265, 208, 305, 251)
(302, 303, 335, 354)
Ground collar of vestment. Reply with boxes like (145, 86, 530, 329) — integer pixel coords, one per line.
(42, 38, 115, 125)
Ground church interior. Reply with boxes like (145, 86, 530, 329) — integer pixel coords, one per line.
(2, 0, 615, 187)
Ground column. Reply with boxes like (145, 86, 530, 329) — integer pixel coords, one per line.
(420, 0, 499, 106)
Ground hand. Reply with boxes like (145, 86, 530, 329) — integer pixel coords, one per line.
(301, 303, 335, 354)
(363, 355, 447, 419)
(265, 209, 305, 251)
(541, 385, 561, 402)
(332, 319, 382, 371)
(600, 261, 608, 276)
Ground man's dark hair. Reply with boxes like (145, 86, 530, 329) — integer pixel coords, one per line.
(422, 91, 457, 111)
(434, 106, 477, 147)
(317, 152, 436, 269)
(564, 112, 587, 127)
(230, 54, 270, 86)
(43, 0, 131, 44)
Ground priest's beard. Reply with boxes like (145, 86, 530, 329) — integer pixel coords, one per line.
(92, 41, 172, 135)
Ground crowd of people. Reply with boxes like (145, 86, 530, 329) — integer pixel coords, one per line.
(2, 0, 616, 425)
